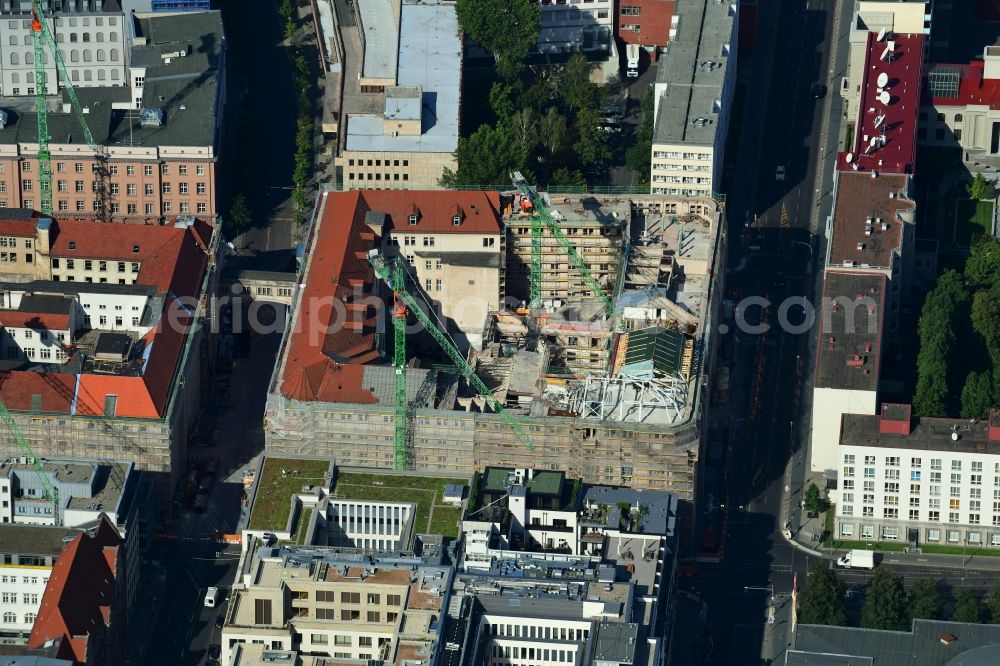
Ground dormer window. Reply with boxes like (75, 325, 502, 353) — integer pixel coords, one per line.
(408, 214, 418, 226)
(68, 241, 76, 250)
(452, 215, 462, 226)
(132, 244, 140, 253)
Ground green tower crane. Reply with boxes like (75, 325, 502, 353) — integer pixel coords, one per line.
(0, 398, 59, 523)
(31, 3, 105, 218)
(369, 253, 534, 452)
(510, 172, 622, 329)
(390, 259, 409, 469)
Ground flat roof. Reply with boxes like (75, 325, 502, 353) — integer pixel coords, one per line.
(357, 0, 399, 81)
(841, 413, 1000, 453)
(652, 0, 736, 146)
(0, 525, 76, 556)
(592, 622, 639, 664)
(791, 619, 1000, 666)
(828, 172, 914, 268)
(345, 0, 460, 154)
(814, 271, 886, 391)
(929, 59, 1000, 109)
(837, 32, 923, 173)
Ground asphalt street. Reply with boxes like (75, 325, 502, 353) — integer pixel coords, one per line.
(691, 0, 849, 662)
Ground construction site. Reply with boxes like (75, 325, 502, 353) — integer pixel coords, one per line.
(265, 183, 726, 502)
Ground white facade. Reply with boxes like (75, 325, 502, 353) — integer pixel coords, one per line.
(836, 446, 1000, 547)
(324, 499, 413, 550)
(0, 565, 49, 633)
(649, 147, 715, 197)
(0, 7, 127, 97)
(536, 0, 613, 55)
(810, 387, 878, 474)
(483, 615, 592, 666)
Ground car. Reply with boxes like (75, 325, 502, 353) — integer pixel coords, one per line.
(208, 645, 221, 659)
(775, 166, 786, 182)
(215, 612, 225, 628)
(811, 83, 827, 99)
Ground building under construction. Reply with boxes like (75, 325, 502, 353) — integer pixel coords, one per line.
(264, 188, 725, 501)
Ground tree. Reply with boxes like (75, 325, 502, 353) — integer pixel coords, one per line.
(797, 560, 847, 626)
(441, 123, 525, 188)
(626, 87, 655, 180)
(909, 578, 943, 620)
(575, 107, 610, 166)
(961, 370, 993, 419)
(558, 53, 601, 112)
(540, 106, 569, 153)
(489, 82, 517, 123)
(952, 589, 986, 623)
(861, 566, 910, 630)
(966, 238, 1000, 291)
(550, 168, 586, 188)
(508, 108, 539, 167)
(227, 192, 252, 233)
(456, 0, 540, 80)
(968, 172, 997, 201)
(914, 270, 968, 416)
(988, 580, 1000, 624)
(804, 483, 823, 513)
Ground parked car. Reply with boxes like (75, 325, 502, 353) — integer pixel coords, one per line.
(811, 83, 827, 99)
(775, 166, 786, 182)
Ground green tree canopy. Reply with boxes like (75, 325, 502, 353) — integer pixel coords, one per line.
(227, 192, 252, 233)
(909, 578, 943, 620)
(987, 580, 1000, 624)
(489, 81, 517, 122)
(861, 566, 910, 630)
(456, 0, 540, 80)
(626, 86, 655, 181)
(798, 561, 847, 626)
(558, 53, 602, 112)
(952, 589, 986, 624)
(966, 238, 1000, 291)
(539, 107, 569, 158)
(961, 370, 993, 420)
(440, 123, 526, 189)
(804, 483, 823, 513)
(550, 168, 586, 188)
(575, 107, 610, 166)
(968, 172, 997, 201)
(914, 270, 969, 416)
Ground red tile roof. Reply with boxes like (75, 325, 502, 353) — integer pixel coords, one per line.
(29, 514, 122, 665)
(368, 190, 502, 235)
(0, 311, 70, 330)
(929, 59, 1000, 109)
(0, 217, 37, 237)
(838, 32, 924, 174)
(829, 172, 914, 268)
(49, 219, 213, 297)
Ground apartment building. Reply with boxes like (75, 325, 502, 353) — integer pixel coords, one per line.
(616, 0, 676, 58)
(834, 406, 1000, 549)
(28, 514, 130, 665)
(267, 190, 725, 501)
(0, 215, 218, 504)
(222, 544, 453, 666)
(330, 0, 459, 190)
(0, 524, 74, 637)
(0, 10, 224, 222)
(650, 0, 738, 196)
(0, 0, 127, 98)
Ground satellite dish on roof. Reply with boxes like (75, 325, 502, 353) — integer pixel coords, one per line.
(951, 432, 960, 441)
(877, 72, 889, 88)
(877, 27, 887, 42)
(879, 90, 891, 105)
(845, 152, 854, 163)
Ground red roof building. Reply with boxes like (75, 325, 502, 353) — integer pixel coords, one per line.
(838, 32, 924, 174)
(616, 0, 676, 57)
(28, 515, 126, 666)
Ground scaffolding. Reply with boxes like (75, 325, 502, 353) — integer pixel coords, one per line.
(571, 374, 688, 424)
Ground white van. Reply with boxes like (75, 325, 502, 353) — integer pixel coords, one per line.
(204, 586, 219, 608)
(626, 44, 640, 78)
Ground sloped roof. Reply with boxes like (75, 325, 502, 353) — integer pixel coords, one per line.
(369, 190, 501, 235)
(28, 514, 122, 665)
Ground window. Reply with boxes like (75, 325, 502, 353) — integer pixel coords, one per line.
(127, 204, 136, 214)
(621, 5, 641, 15)
(179, 164, 188, 175)
(334, 636, 351, 646)
(359, 637, 373, 648)
(840, 523, 854, 537)
(911, 470, 921, 481)
(179, 182, 189, 194)
(927, 528, 940, 541)
(127, 184, 136, 196)
(340, 592, 360, 604)
(911, 457, 921, 468)
(126, 165, 135, 176)
(340, 609, 360, 621)
(311, 634, 328, 645)
(22, 180, 31, 191)
(861, 525, 874, 539)
(144, 164, 153, 176)
(144, 184, 153, 195)
(931, 459, 942, 470)
(387, 594, 401, 605)
(196, 182, 206, 195)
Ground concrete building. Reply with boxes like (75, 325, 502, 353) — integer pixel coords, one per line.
(326, 0, 460, 190)
(650, 0, 738, 197)
(0, 215, 218, 505)
(790, 618, 1000, 664)
(833, 406, 1000, 549)
(0, 524, 74, 637)
(809, 271, 886, 475)
(0, 10, 225, 223)
(221, 542, 453, 666)
(0, 0, 128, 98)
(536, 0, 614, 57)
(922, 46, 1000, 170)
(616, 0, 676, 59)
(265, 190, 726, 502)
(27, 515, 129, 665)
